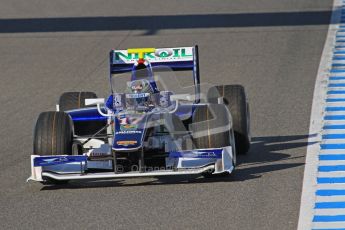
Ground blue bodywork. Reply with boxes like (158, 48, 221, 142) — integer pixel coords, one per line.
(34, 155, 87, 167)
(68, 108, 108, 121)
(169, 149, 223, 159)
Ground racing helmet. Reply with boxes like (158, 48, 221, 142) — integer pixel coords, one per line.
(126, 79, 153, 107)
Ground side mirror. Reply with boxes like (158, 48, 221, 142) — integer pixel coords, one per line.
(170, 94, 194, 102)
(85, 98, 105, 106)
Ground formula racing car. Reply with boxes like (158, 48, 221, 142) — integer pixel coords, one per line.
(28, 46, 250, 184)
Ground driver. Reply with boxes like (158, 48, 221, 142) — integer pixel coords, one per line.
(124, 58, 159, 108)
(126, 79, 154, 108)
(128, 79, 151, 94)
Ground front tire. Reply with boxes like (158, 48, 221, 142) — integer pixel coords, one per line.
(191, 104, 232, 149)
(33, 111, 73, 155)
(33, 111, 73, 185)
(191, 104, 235, 178)
(207, 85, 250, 154)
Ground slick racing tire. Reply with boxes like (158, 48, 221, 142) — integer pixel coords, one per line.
(191, 104, 232, 149)
(33, 111, 73, 156)
(191, 104, 235, 178)
(58, 91, 106, 136)
(207, 85, 250, 155)
(58, 91, 97, 112)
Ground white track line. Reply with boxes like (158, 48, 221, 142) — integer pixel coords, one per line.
(318, 171, 345, 177)
(316, 183, 345, 190)
(313, 222, 345, 229)
(315, 209, 345, 215)
(319, 160, 345, 165)
(316, 196, 345, 202)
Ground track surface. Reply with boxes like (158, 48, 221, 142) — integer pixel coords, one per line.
(0, 1, 333, 229)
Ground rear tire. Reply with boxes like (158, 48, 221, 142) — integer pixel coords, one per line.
(59, 92, 97, 112)
(33, 111, 73, 155)
(207, 85, 250, 154)
(58, 91, 106, 136)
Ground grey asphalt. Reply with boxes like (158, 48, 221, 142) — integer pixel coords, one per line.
(0, 0, 333, 229)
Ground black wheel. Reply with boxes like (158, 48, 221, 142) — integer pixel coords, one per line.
(59, 92, 97, 112)
(207, 85, 250, 154)
(34, 111, 73, 185)
(33, 111, 73, 155)
(191, 103, 231, 149)
(58, 91, 106, 136)
(191, 104, 235, 178)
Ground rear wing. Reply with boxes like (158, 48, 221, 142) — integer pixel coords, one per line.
(110, 46, 197, 72)
(109, 45, 200, 101)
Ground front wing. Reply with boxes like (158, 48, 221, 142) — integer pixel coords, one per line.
(27, 146, 234, 182)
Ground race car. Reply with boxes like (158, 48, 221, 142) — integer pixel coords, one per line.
(28, 46, 250, 184)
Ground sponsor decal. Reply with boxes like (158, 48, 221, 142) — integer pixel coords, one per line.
(34, 156, 87, 167)
(120, 124, 138, 131)
(43, 157, 69, 163)
(89, 152, 111, 157)
(119, 116, 129, 125)
(169, 149, 222, 159)
(113, 47, 193, 63)
(197, 151, 217, 158)
(116, 140, 137, 146)
(126, 93, 150, 99)
(113, 93, 126, 109)
(127, 48, 156, 59)
(115, 130, 142, 134)
(117, 113, 145, 125)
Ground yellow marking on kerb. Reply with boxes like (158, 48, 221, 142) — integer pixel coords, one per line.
(127, 48, 156, 59)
